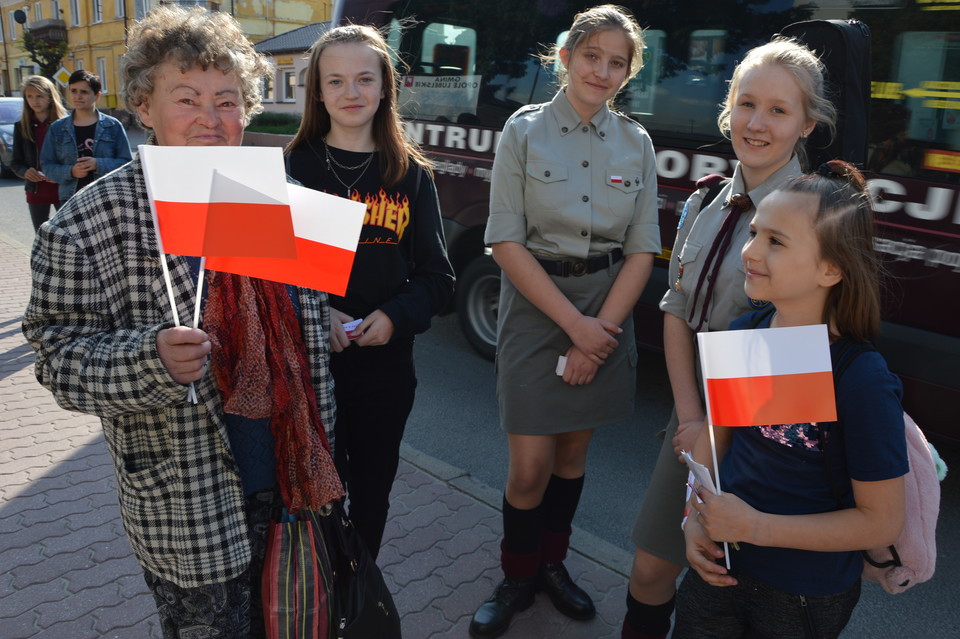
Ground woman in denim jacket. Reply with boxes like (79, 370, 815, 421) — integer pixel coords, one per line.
(40, 70, 132, 201)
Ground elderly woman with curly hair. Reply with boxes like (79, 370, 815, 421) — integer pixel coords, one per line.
(22, 6, 340, 637)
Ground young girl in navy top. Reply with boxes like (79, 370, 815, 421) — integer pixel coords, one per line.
(675, 161, 908, 638)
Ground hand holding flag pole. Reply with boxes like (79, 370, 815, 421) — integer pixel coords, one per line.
(696, 323, 838, 571)
(140, 145, 366, 405)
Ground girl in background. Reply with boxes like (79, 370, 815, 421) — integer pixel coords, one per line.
(10, 75, 67, 230)
(471, 6, 660, 638)
(40, 70, 132, 202)
(623, 38, 836, 639)
(285, 24, 455, 560)
(675, 162, 907, 638)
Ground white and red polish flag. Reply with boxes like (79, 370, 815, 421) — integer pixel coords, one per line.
(697, 324, 837, 427)
(205, 183, 365, 296)
(140, 145, 296, 258)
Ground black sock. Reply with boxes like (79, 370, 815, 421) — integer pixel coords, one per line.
(542, 474, 584, 533)
(502, 495, 542, 555)
(624, 591, 674, 638)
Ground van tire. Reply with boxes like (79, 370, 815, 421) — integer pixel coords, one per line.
(456, 255, 500, 361)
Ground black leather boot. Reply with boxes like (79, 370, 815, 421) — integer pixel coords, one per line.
(469, 575, 537, 638)
(539, 562, 596, 620)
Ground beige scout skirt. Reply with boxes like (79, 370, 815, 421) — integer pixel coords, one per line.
(495, 260, 638, 435)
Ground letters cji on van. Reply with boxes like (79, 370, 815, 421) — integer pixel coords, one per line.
(697, 324, 837, 427)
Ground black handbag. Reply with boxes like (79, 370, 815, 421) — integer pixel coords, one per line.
(315, 500, 402, 639)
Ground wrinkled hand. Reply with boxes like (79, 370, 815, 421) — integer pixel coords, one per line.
(673, 419, 705, 462)
(684, 513, 737, 587)
(354, 309, 394, 347)
(566, 315, 620, 366)
(329, 308, 355, 353)
(562, 345, 598, 386)
(157, 326, 211, 384)
(71, 157, 96, 178)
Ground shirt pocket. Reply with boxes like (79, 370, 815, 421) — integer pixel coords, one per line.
(525, 162, 570, 217)
(605, 168, 643, 216)
(677, 240, 703, 270)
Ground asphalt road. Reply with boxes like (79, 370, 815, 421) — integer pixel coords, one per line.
(1, 165, 957, 636)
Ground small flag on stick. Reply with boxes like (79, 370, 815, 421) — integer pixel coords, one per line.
(141, 145, 296, 258)
(698, 324, 837, 427)
(205, 183, 365, 295)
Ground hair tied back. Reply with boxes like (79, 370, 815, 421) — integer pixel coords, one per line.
(817, 159, 867, 192)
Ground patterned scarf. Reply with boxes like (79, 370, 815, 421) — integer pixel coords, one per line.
(204, 272, 344, 512)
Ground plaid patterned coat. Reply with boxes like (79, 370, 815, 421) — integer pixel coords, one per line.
(22, 156, 337, 588)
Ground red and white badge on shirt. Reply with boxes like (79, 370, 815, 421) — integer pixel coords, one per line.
(609, 175, 623, 184)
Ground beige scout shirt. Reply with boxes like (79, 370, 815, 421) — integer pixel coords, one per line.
(485, 90, 660, 259)
(660, 157, 802, 332)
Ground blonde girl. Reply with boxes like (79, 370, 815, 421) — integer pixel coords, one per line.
(675, 161, 907, 638)
(624, 37, 837, 639)
(10, 75, 67, 230)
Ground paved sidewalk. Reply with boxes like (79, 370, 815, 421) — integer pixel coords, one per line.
(0, 234, 629, 639)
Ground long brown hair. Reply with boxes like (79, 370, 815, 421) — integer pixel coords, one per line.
(286, 24, 432, 188)
(776, 161, 879, 342)
(18, 75, 67, 142)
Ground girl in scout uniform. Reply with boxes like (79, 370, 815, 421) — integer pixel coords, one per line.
(470, 6, 660, 638)
(622, 39, 838, 639)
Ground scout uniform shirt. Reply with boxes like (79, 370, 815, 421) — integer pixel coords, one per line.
(485, 89, 660, 258)
(660, 157, 802, 332)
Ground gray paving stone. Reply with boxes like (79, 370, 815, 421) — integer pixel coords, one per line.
(28, 615, 98, 639)
(0, 611, 43, 639)
(399, 604, 453, 639)
(92, 596, 161, 637)
(0, 579, 70, 618)
(392, 573, 448, 615)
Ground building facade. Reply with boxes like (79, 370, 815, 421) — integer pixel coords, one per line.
(0, 0, 332, 102)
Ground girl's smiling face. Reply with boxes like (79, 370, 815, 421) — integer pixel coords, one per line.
(318, 42, 385, 135)
(742, 190, 841, 318)
(730, 63, 814, 190)
(135, 63, 246, 147)
(559, 28, 631, 121)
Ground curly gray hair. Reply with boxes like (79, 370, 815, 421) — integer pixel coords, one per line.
(122, 5, 272, 128)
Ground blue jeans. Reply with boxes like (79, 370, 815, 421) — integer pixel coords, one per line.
(674, 568, 860, 639)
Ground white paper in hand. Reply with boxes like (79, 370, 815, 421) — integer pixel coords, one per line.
(682, 451, 718, 495)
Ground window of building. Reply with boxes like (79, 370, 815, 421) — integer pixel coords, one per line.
(8, 11, 17, 40)
(117, 54, 124, 94)
(134, 0, 147, 20)
(262, 76, 274, 102)
(283, 71, 296, 101)
(92, 0, 102, 23)
(115, 0, 125, 18)
(52, 0, 60, 21)
(34, 2, 42, 20)
(70, 0, 79, 25)
(97, 57, 108, 93)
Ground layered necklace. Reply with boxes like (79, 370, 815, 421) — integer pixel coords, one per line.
(316, 138, 376, 197)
